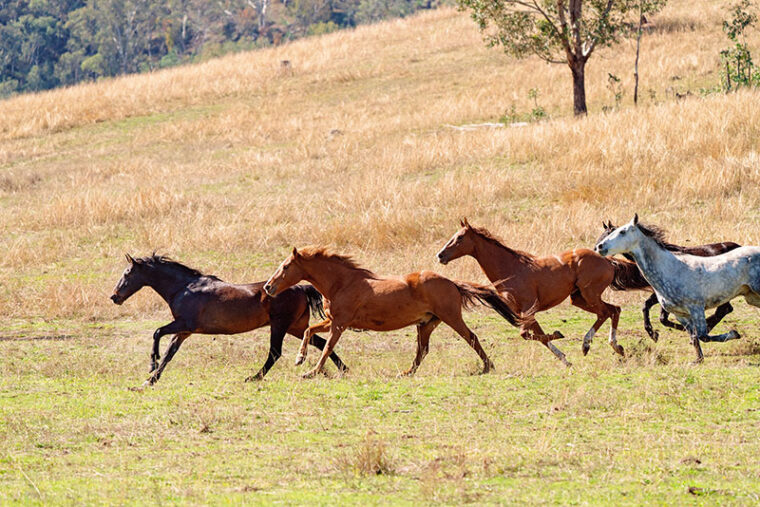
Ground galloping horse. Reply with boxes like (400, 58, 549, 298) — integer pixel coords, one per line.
(596, 221, 740, 341)
(263, 246, 521, 378)
(437, 219, 628, 365)
(110, 254, 348, 387)
(595, 214, 759, 363)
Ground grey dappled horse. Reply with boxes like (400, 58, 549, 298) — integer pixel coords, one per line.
(595, 214, 760, 363)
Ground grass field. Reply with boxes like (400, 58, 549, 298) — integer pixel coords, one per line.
(3, 0, 760, 503)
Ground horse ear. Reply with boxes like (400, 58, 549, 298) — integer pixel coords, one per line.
(462, 217, 470, 228)
(633, 213, 639, 225)
(292, 247, 299, 258)
(125, 253, 134, 264)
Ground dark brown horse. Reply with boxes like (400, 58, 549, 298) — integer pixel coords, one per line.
(597, 221, 741, 341)
(437, 219, 631, 365)
(110, 254, 347, 387)
(263, 246, 521, 378)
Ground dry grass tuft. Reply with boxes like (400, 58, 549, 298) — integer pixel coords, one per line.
(336, 433, 395, 476)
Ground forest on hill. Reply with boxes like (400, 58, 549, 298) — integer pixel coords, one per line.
(0, 0, 439, 97)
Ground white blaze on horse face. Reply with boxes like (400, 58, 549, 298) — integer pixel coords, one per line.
(437, 229, 464, 264)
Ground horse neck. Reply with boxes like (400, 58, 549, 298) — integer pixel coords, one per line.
(299, 258, 367, 299)
(627, 236, 683, 291)
(145, 266, 194, 304)
(471, 234, 532, 282)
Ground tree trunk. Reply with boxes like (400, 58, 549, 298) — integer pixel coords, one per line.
(570, 60, 587, 116)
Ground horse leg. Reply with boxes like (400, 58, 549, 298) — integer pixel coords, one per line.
(302, 324, 345, 379)
(284, 312, 349, 374)
(519, 320, 570, 367)
(306, 334, 349, 374)
(245, 321, 288, 382)
(642, 293, 660, 342)
(436, 310, 493, 374)
(145, 333, 191, 386)
(706, 303, 733, 332)
(402, 317, 441, 377)
(295, 319, 331, 366)
(659, 309, 685, 331)
(150, 321, 190, 373)
(572, 289, 623, 357)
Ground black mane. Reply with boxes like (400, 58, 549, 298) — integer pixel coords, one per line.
(636, 223, 682, 252)
(133, 254, 221, 281)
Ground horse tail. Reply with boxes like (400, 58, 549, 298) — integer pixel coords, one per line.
(453, 282, 521, 327)
(298, 284, 326, 320)
(608, 258, 651, 291)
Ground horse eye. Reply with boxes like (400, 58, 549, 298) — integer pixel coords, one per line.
(283, 264, 289, 270)
(620, 230, 626, 236)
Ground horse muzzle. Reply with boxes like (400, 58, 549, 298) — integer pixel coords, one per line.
(263, 283, 276, 296)
(436, 252, 449, 265)
(110, 293, 124, 305)
(594, 245, 608, 256)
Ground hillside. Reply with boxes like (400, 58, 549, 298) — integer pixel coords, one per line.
(1, 2, 759, 324)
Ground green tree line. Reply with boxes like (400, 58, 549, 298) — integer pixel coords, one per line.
(0, 0, 441, 97)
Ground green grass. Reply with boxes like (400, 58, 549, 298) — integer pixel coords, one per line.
(3, 303, 760, 504)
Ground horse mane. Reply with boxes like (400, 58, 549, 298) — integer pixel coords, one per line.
(296, 246, 378, 278)
(133, 253, 221, 280)
(467, 225, 537, 266)
(636, 223, 682, 252)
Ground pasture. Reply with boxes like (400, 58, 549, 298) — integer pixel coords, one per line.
(2, 0, 760, 503)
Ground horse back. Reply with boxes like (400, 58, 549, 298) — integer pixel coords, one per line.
(683, 241, 741, 256)
(176, 279, 275, 334)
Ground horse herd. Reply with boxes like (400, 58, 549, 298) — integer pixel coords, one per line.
(110, 215, 760, 388)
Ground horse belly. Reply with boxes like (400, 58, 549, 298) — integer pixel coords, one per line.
(197, 296, 269, 334)
(349, 292, 429, 332)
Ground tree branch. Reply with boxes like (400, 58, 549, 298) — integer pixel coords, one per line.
(583, 0, 615, 58)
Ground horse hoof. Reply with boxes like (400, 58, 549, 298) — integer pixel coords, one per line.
(399, 370, 414, 377)
(245, 373, 264, 382)
(301, 369, 318, 379)
(650, 331, 659, 343)
(554, 331, 564, 339)
(616, 346, 625, 357)
(729, 330, 741, 340)
(582, 343, 590, 356)
(294, 355, 306, 366)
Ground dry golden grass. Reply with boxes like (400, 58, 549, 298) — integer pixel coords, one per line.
(1, 0, 759, 323)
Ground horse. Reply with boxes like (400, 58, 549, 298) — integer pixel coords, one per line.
(596, 221, 741, 341)
(110, 254, 348, 387)
(262, 246, 521, 378)
(594, 214, 758, 363)
(436, 218, 630, 365)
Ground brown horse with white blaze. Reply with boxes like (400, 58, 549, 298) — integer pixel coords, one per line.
(263, 246, 522, 378)
(436, 219, 626, 365)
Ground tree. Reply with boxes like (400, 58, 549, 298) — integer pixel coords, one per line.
(457, 0, 635, 116)
(630, 0, 666, 105)
(720, 0, 759, 91)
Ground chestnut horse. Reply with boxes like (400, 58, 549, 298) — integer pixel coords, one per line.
(596, 221, 741, 341)
(263, 246, 521, 378)
(437, 219, 629, 365)
(110, 254, 347, 387)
